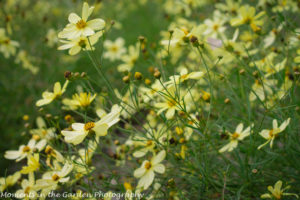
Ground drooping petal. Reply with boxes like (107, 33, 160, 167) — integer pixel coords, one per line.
(93, 123, 109, 137)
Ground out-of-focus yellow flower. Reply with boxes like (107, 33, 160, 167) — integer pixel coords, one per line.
(35, 162, 73, 197)
(15, 50, 39, 74)
(21, 154, 40, 174)
(58, 32, 102, 55)
(230, 5, 265, 30)
(58, 2, 105, 39)
(155, 86, 182, 119)
(36, 80, 69, 107)
(0, 28, 19, 58)
(104, 37, 126, 61)
(30, 117, 55, 141)
(249, 79, 277, 102)
(61, 105, 120, 145)
(166, 68, 204, 85)
(219, 123, 252, 153)
(261, 180, 298, 199)
(63, 92, 97, 109)
(117, 43, 139, 72)
(258, 118, 290, 150)
(134, 150, 166, 190)
(15, 173, 38, 200)
(0, 171, 21, 192)
(5, 139, 46, 162)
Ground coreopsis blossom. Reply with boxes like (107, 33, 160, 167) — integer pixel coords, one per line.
(155, 85, 183, 119)
(249, 79, 277, 102)
(219, 123, 252, 153)
(294, 49, 300, 63)
(15, 173, 38, 200)
(215, 0, 241, 14)
(258, 118, 290, 150)
(230, 5, 265, 31)
(134, 150, 166, 190)
(0, 172, 21, 192)
(63, 92, 97, 109)
(161, 26, 204, 46)
(44, 145, 65, 167)
(4, 139, 46, 162)
(20, 154, 40, 174)
(58, 31, 102, 55)
(103, 37, 126, 61)
(30, 117, 55, 141)
(166, 68, 204, 85)
(133, 137, 156, 158)
(45, 29, 58, 47)
(61, 105, 120, 145)
(250, 53, 286, 77)
(117, 44, 139, 72)
(203, 10, 227, 37)
(15, 50, 39, 74)
(58, 2, 105, 39)
(36, 80, 69, 107)
(0, 28, 19, 58)
(261, 180, 298, 199)
(35, 163, 73, 196)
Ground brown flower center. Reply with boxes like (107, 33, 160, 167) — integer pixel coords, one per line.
(144, 161, 152, 170)
(146, 140, 153, 146)
(24, 186, 31, 194)
(232, 132, 240, 139)
(76, 19, 87, 29)
(269, 129, 274, 137)
(84, 122, 95, 131)
(23, 146, 31, 152)
(167, 99, 176, 107)
(52, 174, 60, 181)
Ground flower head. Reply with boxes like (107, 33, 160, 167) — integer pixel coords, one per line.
(58, 2, 105, 39)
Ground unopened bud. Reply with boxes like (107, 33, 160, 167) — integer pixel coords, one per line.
(145, 78, 151, 85)
(134, 72, 143, 80)
(64, 71, 72, 79)
(154, 71, 161, 79)
(122, 75, 130, 83)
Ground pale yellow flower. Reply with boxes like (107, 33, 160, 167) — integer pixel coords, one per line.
(103, 37, 126, 61)
(219, 123, 252, 153)
(5, 139, 46, 162)
(58, 32, 102, 55)
(36, 80, 69, 107)
(0, 171, 21, 192)
(58, 2, 105, 39)
(117, 44, 139, 72)
(134, 150, 166, 190)
(30, 117, 55, 141)
(0, 28, 19, 58)
(61, 106, 120, 145)
(20, 154, 40, 174)
(166, 68, 204, 85)
(261, 180, 298, 199)
(155, 86, 182, 119)
(63, 92, 97, 109)
(15, 173, 38, 200)
(230, 5, 265, 30)
(258, 118, 290, 149)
